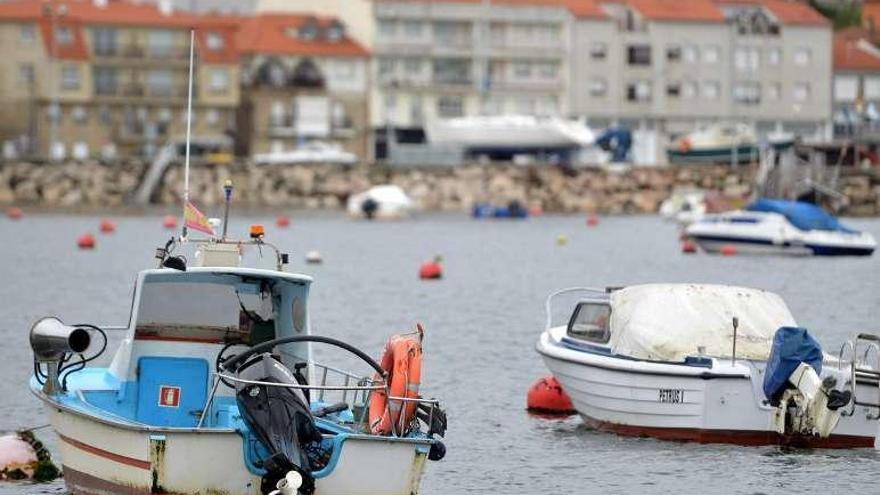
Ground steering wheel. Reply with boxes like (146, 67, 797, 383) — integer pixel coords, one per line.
(219, 335, 386, 379)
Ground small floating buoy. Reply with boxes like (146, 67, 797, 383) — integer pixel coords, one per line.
(162, 215, 177, 230)
(99, 219, 116, 234)
(305, 250, 323, 264)
(276, 215, 290, 228)
(6, 207, 23, 220)
(419, 256, 443, 280)
(77, 233, 96, 250)
(720, 244, 737, 256)
(556, 234, 568, 246)
(528, 205, 544, 217)
(527, 376, 575, 415)
(681, 240, 698, 254)
(0, 431, 60, 482)
(586, 214, 599, 227)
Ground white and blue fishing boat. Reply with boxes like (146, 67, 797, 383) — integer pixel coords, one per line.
(26, 30, 446, 495)
(685, 199, 876, 256)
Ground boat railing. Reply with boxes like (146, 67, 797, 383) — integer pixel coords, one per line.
(837, 333, 880, 418)
(544, 287, 609, 331)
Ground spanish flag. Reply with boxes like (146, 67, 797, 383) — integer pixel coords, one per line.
(184, 201, 214, 236)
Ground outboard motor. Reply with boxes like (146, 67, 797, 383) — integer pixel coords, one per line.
(361, 198, 379, 220)
(235, 353, 322, 495)
(763, 327, 851, 438)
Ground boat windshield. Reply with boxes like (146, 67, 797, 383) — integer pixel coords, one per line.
(134, 278, 278, 345)
(567, 302, 611, 344)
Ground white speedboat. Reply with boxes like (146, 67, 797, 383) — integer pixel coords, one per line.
(28, 195, 447, 494)
(659, 189, 707, 225)
(254, 142, 358, 165)
(537, 284, 879, 447)
(347, 185, 414, 220)
(686, 199, 876, 256)
(667, 123, 793, 164)
(425, 115, 594, 150)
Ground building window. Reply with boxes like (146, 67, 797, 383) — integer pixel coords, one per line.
(864, 77, 880, 99)
(402, 20, 423, 38)
(626, 81, 651, 102)
(701, 81, 720, 100)
(734, 81, 761, 105)
(433, 21, 471, 46)
(403, 58, 421, 76)
(793, 82, 810, 102)
(19, 25, 36, 45)
(61, 66, 80, 90)
(333, 60, 356, 80)
(515, 97, 534, 115)
(768, 47, 781, 66)
(681, 80, 697, 98)
(205, 109, 219, 125)
(437, 96, 464, 117)
(432, 58, 470, 85)
(767, 82, 781, 101)
(55, 26, 74, 46)
(72, 106, 87, 123)
(209, 69, 229, 92)
(702, 45, 720, 64)
(93, 66, 117, 95)
(589, 78, 607, 97)
(627, 45, 651, 66)
(147, 69, 174, 96)
(735, 47, 760, 71)
(537, 63, 558, 80)
(513, 62, 531, 79)
(590, 42, 607, 60)
(666, 82, 681, 98)
(378, 20, 395, 40)
(147, 30, 175, 58)
(327, 22, 345, 42)
(99, 106, 112, 126)
(794, 47, 811, 67)
(378, 58, 395, 81)
(18, 63, 35, 86)
(92, 27, 117, 56)
(206, 32, 224, 51)
(666, 45, 681, 62)
(683, 44, 697, 63)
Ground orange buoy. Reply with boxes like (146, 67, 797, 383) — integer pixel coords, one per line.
(720, 244, 737, 256)
(276, 215, 290, 228)
(586, 214, 599, 227)
(77, 233, 96, 250)
(528, 205, 544, 217)
(162, 215, 177, 230)
(419, 256, 443, 280)
(681, 240, 698, 254)
(527, 376, 575, 415)
(6, 207, 23, 220)
(99, 219, 116, 234)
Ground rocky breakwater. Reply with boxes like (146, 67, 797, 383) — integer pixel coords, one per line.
(1, 160, 878, 215)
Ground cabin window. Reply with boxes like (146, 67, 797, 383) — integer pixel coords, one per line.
(567, 302, 611, 344)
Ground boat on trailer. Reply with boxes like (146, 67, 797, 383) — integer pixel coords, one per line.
(28, 212, 446, 495)
(536, 284, 880, 447)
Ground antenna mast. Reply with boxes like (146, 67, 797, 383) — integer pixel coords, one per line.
(182, 29, 195, 239)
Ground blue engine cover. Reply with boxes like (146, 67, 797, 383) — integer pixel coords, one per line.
(762, 326, 823, 402)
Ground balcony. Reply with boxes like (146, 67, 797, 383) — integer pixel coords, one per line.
(92, 44, 190, 64)
(95, 84, 193, 100)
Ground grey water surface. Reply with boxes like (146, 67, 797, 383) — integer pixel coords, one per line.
(1, 213, 879, 494)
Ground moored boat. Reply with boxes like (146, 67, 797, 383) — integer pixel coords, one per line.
(537, 284, 879, 447)
(346, 185, 415, 220)
(685, 199, 876, 256)
(667, 123, 793, 165)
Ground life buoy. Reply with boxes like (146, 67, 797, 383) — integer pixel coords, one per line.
(368, 336, 422, 435)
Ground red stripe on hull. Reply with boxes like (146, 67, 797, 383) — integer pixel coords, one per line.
(583, 416, 874, 448)
(58, 433, 152, 470)
(63, 467, 150, 495)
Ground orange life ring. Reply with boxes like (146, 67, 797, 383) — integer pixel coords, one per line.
(368, 336, 422, 435)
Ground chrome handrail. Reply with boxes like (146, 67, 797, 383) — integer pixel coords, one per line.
(214, 372, 385, 391)
(544, 287, 608, 331)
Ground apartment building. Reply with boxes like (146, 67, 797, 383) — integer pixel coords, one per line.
(831, 27, 880, 136)
(0, 0, 369, 161)
(572, 0, 832, 140)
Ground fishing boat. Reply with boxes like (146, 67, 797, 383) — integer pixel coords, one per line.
(667, 123, 793, 164)
(346, 185, 414, 220)
(537, 284, 880, 447)
(685, 199, 876, 256)
(26, 31, 447, 495)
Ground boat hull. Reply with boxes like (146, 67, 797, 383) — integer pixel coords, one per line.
(690, 234, 875, 256)
(667, 144, 759, 165)
(537, 332, 877, 448)
(42, 398, 430, 495)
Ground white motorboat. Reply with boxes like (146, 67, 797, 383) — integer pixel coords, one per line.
(686, 199, 876, 256)
(659, 189, 708, 225)
(347, 185, 415, 220)
(424, 115, 595, 150)
(537, 284, 879, 447)
(28, 211, 447, 495)
(254, 142, 358, 165)
(667, 123, 794, 164)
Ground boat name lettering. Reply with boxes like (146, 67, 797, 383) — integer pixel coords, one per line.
(658, 389, 684, 403)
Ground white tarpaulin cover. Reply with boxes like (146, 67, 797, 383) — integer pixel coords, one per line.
(609, 284, 797, 362)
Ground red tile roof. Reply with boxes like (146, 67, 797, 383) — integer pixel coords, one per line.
(626, 0, 724, 22)
(37, 18, 89, 61)
(713, 0, 829, 26)
(834, 33, 880, 71)
(236, 14, 369, 58)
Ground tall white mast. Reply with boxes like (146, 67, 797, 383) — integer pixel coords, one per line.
(182, 29, 195, 238)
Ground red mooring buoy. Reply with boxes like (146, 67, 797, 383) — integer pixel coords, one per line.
(586, 214, 599, 227)
(77, 233, 96, 250)
(419, 259, 443, 280)
(99, 219, 116, 234)
(528, 205, 544, 217)
(276, 215, 290, 228)
(681, 240, 698, 254)
(527, 376, 575, 415)
(162, 215, 177, 230)
(720, 244, 737, 256)
(6, 207, 23, 220)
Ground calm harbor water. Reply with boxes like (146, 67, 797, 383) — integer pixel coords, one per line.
(1, 212, 879, 494)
